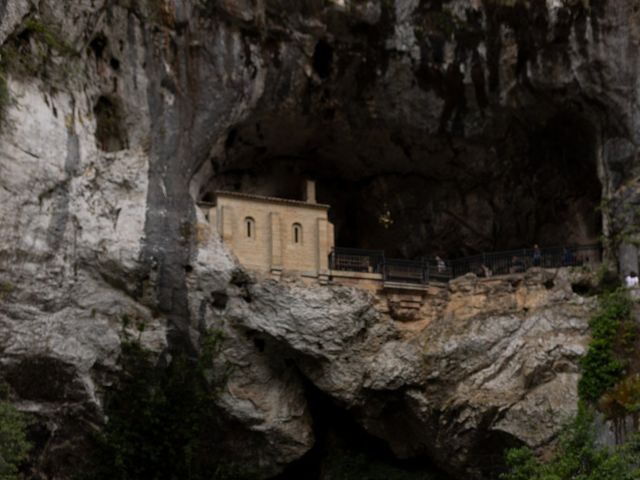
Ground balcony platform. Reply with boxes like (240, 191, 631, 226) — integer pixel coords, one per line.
(382, 281, 430, 292)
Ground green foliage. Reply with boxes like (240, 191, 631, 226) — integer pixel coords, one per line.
(594, 262, 621, 294)
(323, 449, 446, 480)
(85, 331, 251, 479)
(0, 401, 31, 480)
(503, 448, 539, 480)
(0, 16, 76, 83)
(579, 289, 633, 403)
(22, 19, 75, 56)
(0, 282, 14, 301)
(501, 407, 640, 480)
(600, 374, 640, 418)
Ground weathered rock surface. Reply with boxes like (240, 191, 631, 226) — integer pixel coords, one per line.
(214, 268, 594, 478)
(0, 0, 639, 478)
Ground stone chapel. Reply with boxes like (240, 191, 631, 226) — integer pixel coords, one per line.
(199, 181, 335, 281)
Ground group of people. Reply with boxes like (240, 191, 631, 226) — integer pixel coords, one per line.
(509, 244, 543, 273)
(435, 244, 590, 278)
(429, 245, 640, 286)
(477, 244, 545, 277)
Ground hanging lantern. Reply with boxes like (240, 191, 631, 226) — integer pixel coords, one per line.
(378, 204, 394, 229)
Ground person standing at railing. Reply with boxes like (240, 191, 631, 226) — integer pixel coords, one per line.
(532, 244, 542, 267)
(436, 256, 446, 273)
(510, 256, 525, 273)
(476, 264, 492, 277)
(482, 264, 492, 277)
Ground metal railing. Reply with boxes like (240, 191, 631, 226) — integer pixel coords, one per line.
(329, 243, 602, 285)
(329, 247, 385, 274)
(384, 258, 429, 284)
(447, 244, 602, 279)
(424, 258, 453, 283)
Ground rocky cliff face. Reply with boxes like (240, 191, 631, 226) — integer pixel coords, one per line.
(218, 268, 595, 478)
(0, 0, 639, 478)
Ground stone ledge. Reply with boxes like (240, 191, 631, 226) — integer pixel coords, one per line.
(329, 270, 383, 281)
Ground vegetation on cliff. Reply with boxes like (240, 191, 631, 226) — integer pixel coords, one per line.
(578, 288, 636, 403)
(0, 399, 31, 480)
(501, 407, 640, 480)
(503, 285, 640, 479)
(84, 330, 252, 480)
(0, 14, 77, 101)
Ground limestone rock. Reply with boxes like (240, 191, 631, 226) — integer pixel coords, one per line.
(0, 0, 638, 478)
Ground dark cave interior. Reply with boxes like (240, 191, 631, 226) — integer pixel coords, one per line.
(198, 108, 602, 260)
(273, 379, 450, 480)
(94, 95, 128, 152)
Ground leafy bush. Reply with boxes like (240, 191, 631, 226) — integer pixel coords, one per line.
(600, 374, 640, 418)
(0, 282, 14, 301)
(322, 449, 447, 480)
(85, 331, 252, 479)
(0, 401, 31, 480)
(0, 16, 76, 84)
(501, 407, 640, 480)
(595, 262, 621, 294)
(22, 19, 75, 56)
(579, 288, 633, 403)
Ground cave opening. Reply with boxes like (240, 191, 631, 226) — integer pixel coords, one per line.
(94, 95, 128, 152)
(273, 378, 450, 480)
(197, 109, 602, 261)
(313, 40, 333, 79)
(110, 57, 120, 70)
(89, 33, 107, 59)
(517, 111, 602, 250)
(471, 430, 526, 479)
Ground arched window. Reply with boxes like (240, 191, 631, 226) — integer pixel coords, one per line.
(245, 217, 255, 239)
(292, 223, 302, 244)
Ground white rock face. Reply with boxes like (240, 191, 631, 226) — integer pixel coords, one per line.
(0, 1, 29, 44)
(0, 76, 165, 475)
